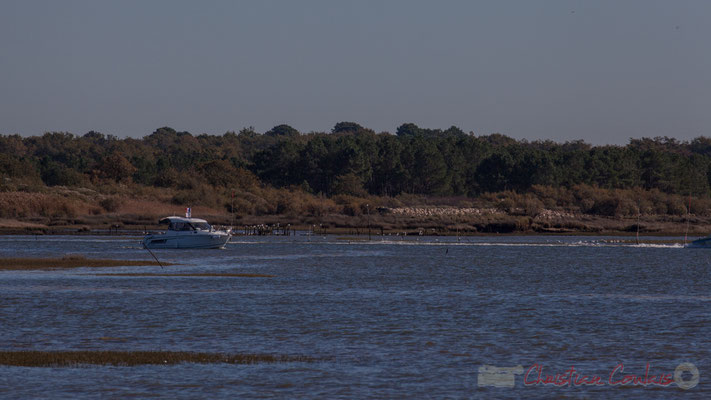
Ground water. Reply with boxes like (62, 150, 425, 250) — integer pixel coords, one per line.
(0, 235, 708, 398)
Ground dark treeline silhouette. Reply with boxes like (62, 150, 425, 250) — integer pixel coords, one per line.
(1, 123, 710, 217)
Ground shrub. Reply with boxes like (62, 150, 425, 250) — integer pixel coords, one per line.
(666, 198, 687, 216)
(496, 198, 515, 214)
(689, 197, 711, 216)
(154, 168, 179, 187)
(591, 197, 618, 216)
(616, 197, 639, 217)
(99, 197, 122, 212)
(521, 196, 545, 217)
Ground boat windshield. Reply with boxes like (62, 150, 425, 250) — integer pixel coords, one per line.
(167, 221, 211, 231)
(192, 222, 211, 231)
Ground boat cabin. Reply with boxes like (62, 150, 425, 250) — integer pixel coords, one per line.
(159, 216, 212, 232)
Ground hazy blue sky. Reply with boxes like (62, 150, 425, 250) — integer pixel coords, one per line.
(1, 0, 709, 144)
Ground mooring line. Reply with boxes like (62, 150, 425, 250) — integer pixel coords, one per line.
(143, 243, 164, 269)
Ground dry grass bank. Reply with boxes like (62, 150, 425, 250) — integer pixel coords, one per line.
(1, 184, 710, 236)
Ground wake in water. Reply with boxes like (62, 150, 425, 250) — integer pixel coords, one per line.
(320, 238, 685, 249)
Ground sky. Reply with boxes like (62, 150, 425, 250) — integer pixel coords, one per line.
(1, 0, 710, 145)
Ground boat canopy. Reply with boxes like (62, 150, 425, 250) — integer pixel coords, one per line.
(158, 216, 211, 231)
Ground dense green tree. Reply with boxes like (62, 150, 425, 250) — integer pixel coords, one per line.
(1, 123, 710, 201)
(442, 125, 467, 137)
(396, 123, 423, 137)
(253, 140, 304, 187)
(97, 153, 136, 183)
(410, 138, 449, 194)
(265, 124, 300, 138)
(332, 121, 366, 134)
(370, 135, 407, 195)
(40, 159, 84, 186)
(475, 151, 516, 193)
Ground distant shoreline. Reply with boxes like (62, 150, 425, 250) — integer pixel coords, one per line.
(0, 211, 706, 239)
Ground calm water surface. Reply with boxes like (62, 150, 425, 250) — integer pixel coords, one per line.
(0, 235, 708, 398)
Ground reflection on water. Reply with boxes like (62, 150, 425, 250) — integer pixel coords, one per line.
(0, 235, 708, 398)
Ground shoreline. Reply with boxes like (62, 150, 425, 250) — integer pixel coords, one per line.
(0, 212, 706, 238)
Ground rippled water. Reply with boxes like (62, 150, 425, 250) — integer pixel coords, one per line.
(0, 234, 708, 398)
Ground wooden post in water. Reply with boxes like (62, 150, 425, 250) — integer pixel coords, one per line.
(636, 213, 640, 245)
(366, 203, 371, 240)
(684, 195, 691, 246)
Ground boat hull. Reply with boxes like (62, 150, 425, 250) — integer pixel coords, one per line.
(143, 232, 230, 249)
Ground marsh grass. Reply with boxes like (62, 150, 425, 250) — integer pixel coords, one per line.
(0, 351, 315, 367)
(0, 256, 167, 271)
(92, 273, 275, 278)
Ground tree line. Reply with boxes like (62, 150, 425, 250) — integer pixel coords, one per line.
(1, 123, 710, 201)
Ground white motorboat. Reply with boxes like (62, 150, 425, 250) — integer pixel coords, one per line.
(143, 216, 231, 249)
